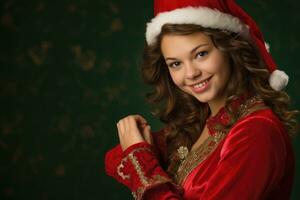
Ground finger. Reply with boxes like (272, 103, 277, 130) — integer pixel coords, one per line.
(116, 121, 124, 147)
(127, 116, 141, 133)
(116, 121, 120, 136)
(127, 115, 150, 141)
(132, 115, 148, 127)
(124, 116, 133, 133)
(118, 119, 127, 141)
(143, 125, 153, 144)
(133, 114, 147, 122)
(118, 119, 126, 135)
(127, 117, 145, 142)
(133, 115, 149, 133)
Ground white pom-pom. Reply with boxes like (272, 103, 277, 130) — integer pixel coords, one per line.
(269, 69, 289, 91)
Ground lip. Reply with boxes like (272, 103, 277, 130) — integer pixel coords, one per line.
(189, 76, 213, 87)
(189, 76, 213, 93)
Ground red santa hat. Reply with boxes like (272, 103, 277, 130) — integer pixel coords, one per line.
(145, 0, 289, 91)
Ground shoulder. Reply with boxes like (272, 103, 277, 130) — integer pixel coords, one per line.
(222, 108, 290, 156)
(230, 108, 285, 137)
(219, 108, 294, 177)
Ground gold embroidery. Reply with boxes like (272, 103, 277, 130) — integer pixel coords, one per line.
(117, 96, 267, 198)
(177, 146, 189, 160)
(117, 147, 152, 182)
(174, 95, 268, 185)
(237, 95, 267, 118)
(117, 158, 130, 180)
(174, 130, 227, 184)
(131, 191, 137, 199)
(128, 152, 149, 186)
(117, 147, 176, 200)
(133, 175, 174, 200)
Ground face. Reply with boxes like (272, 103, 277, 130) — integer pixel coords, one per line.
(161, 32, 231, 107)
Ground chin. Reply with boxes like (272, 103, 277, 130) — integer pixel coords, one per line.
(195, 95, 213, 103)
(191, 91, 215, 103)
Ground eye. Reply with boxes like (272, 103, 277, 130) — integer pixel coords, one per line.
(168, 61, 181, 69)
(195, 51, 208, 59)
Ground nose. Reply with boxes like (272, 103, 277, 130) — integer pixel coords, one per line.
(185, 62, 201, 79)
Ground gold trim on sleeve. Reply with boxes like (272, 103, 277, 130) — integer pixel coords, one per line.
(117, 147, 177, 200)
(128, 151, 150, 186)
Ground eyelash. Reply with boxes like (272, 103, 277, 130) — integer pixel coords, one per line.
(168, 51, 208, 68)
(168, 61, 181, 68)
(196, 51, 208, 58)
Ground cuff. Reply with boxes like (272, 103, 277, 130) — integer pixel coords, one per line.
(117, 142, 174, 199)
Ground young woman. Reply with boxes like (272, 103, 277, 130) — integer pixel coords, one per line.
(105, 0, 298, 199)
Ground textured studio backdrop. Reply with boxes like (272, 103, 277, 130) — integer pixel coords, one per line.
(0, 0, 299, 199)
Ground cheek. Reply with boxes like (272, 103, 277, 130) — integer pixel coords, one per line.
(205, 58, 223, 73)
(169, 71, 184, 87)
(209, 54, 230, 75)
(215, 63, 231, 86)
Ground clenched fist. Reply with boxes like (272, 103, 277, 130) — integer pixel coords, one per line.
(116, 115, 152, 151)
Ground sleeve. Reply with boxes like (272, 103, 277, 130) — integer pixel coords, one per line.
(200, 116, 288, 200)
(105, 141, 184, 200)
(151, 129, 169, 169)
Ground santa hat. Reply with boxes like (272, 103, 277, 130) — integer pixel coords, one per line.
(146, 0, 289, 91)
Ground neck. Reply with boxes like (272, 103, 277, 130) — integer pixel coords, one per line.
(208, 95, 227, 116)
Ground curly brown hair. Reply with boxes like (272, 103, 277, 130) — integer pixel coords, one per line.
(140, 24, 298, 177)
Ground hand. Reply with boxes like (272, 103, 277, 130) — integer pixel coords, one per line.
(117, 115, 152, 151)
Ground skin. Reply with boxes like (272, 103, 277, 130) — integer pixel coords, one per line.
(117, 32, 231, 150)
(117, 115, 152, 151)
(161, 32, 231, 116)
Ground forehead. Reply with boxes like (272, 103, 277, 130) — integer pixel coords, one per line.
(161, 32, 212, 56)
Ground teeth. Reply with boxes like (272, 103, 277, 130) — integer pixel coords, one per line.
(194, 79, 208, 89)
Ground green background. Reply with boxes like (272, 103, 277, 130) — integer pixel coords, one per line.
(0, 0, 299, 199)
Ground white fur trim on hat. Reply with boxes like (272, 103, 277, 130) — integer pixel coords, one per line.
(146, 6, 250, 45)
(269, 69, 289, 91)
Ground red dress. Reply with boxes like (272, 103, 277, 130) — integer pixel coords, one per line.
(105, 95, 295, 200)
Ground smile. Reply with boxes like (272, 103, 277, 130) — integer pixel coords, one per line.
(189, 76, 212, 93)
(194, 79, 209, 88)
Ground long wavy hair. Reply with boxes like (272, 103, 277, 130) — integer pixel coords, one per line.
(140, 24, 298, 177)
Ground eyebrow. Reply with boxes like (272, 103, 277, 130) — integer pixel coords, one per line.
(165, 43, 209, 61)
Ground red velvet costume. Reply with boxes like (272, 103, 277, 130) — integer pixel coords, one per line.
(105, 95, 295, 199)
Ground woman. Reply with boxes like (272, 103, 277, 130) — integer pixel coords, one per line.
(105, 0, 298, 199)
